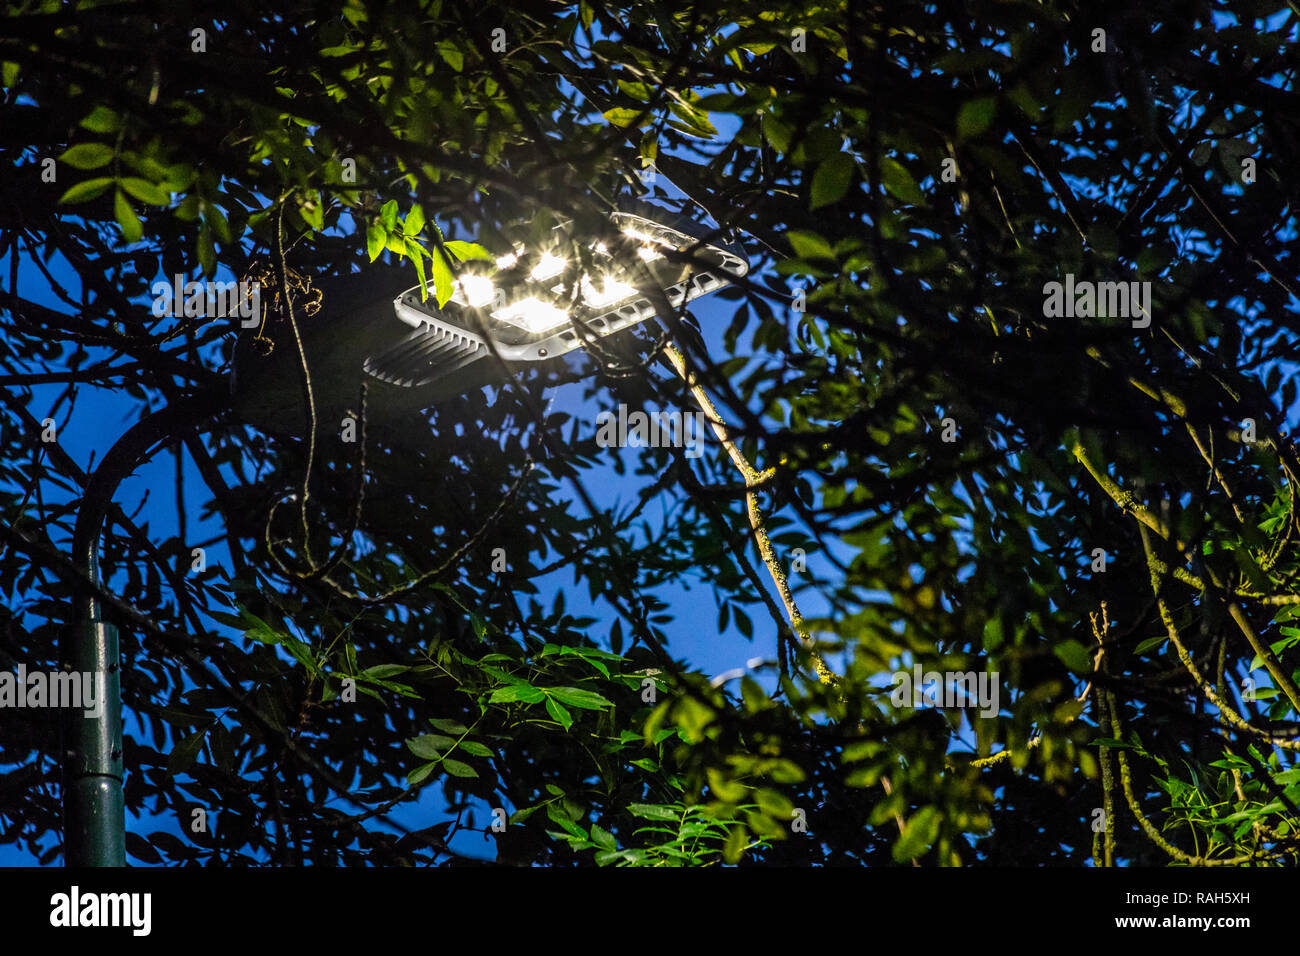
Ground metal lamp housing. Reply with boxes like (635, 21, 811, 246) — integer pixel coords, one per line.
(363, 212, 749, 389)
(231, 212, 748, 436)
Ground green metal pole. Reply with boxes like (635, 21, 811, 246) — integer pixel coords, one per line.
(64, 546, 124, 867)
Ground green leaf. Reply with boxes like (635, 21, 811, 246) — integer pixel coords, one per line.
(300, 196, 324, 232)
(880, 158, 925, 205)
(1133, 635, 1166, 655)
(810, 152, 854, 209)
(442, 758, 478, 778)
(627, 803, 679, 821)
(786, 229, 836, 262)
(741, 676, 766, 712)
(239, 609, 281, 645)
(444, 240, 494, 262)
(281, 636, 317, 672)
(407, 735, 454, 760)
(360, 664, 410, 680)
(893, 805, 940, 862)
(459, 740, 493, 757)
(429, 718, 469, 735)
(762, 115, 792, 153)
(437, 40, 464, 72)
(407, 240, 429, 300)
(203, 202, 231, 242)
(754, 787, 794, 819)
(407, 762, 438, 786)
(603, 107, 645, 128)
(546, 803, 588, 839)
(509, 805, 543, 824)
(1054, 639, 1093, 675)
(549, 686, 613, 710)
(404, 203, 425, 237)
(119, 177, 170, 206)
(668, 98, 717, 137)
(618, 80, 653, 102)
(707, 767, 747, 802)
(490, 684, 545, 704)
(846, 765, 883, 787)
(429, 247, 454, 306)
(168, 731, 207, 775)
(545, 695, 574, 730)
(61, 142, 115, 170)
(380, 199, 399, 230)
(114, 190, 142, 244)
(589, 823, 616, 850)
(196, 225, 216, 276)
(366, 223, 386, 261)
(956, 96, 998, 139)
(723, 825, 748, 864)
(767, 758, 805, 784)
(79, 106, 120, 134)
(58, 177, 114, 204)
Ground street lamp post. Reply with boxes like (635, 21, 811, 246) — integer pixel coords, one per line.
(64, 548, 123, 867)
(66, 207, 747, 864)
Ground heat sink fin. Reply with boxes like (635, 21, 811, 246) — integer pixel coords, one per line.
(363, 324, 487, 388)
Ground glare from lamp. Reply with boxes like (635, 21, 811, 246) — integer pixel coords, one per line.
(529, 253, 566, 281)
(622, 227, 667, 262)
(579, 275, 637, 308)
(616, 227, 665, 261)
(455, 274, 497, 309)
(490, 296, 571, 334)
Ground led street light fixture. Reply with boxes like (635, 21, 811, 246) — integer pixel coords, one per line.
(232, 210, 748, 436)
(363, 211, 749, 389)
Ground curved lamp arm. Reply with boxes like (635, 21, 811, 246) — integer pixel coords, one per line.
(65, 387, 224, 866)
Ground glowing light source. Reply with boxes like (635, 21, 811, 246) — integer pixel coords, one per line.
(455, 274, 497, 309)
(381, 212, 750, 381)
(622, 227, 666, 262)
(490, 297, 570, 334)
(579, 275, 637, 308)
(529, 253, 566, 281)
